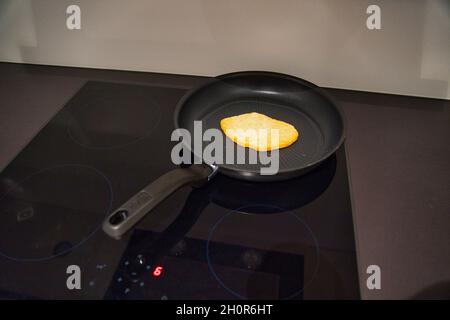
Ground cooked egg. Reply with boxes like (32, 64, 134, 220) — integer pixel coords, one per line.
(220, 112, 299, 151)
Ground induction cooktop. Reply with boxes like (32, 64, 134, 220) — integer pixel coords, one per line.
(0, 81, 360, 299)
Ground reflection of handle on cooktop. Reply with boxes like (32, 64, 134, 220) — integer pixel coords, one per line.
(103, 164, 216, 239)
(129, 183, 212, 261)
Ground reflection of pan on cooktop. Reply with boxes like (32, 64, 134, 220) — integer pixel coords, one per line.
(206, 154, 336, 214)
(126, 155, 335, 267)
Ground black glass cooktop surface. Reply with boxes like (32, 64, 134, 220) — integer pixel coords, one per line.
(0, 81, 359, 299)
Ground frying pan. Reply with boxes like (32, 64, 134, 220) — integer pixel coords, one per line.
(103, 71, 345, 239)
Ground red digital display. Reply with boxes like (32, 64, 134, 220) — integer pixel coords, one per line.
(152, 266, 163, 277)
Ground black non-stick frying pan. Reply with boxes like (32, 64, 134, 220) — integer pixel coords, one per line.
(103, 71, 345, 238)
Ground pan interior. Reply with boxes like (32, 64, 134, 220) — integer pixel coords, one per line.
(201, 100, 323, 172)
(177, 72, 344, 179)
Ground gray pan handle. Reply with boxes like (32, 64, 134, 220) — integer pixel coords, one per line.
(103, 163, 218, 239)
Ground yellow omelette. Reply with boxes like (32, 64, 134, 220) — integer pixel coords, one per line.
(220, 112, 299, 151)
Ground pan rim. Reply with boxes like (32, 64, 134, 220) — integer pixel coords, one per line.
(173, 70, 346, 176)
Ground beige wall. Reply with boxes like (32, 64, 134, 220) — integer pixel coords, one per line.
(0, 0, 449, 99)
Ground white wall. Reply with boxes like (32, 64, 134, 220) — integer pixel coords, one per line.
(0, 0, 449, 99)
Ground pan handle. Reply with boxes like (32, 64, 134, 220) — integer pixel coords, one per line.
(102, 163, 218, 239)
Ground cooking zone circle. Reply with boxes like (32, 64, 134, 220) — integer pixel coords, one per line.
(0, 165, 113, 262)
(206, 208, 319, 299)
(67, 89, 161, 149)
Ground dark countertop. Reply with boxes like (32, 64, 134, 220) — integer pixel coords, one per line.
(0, 62, 449, 299)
